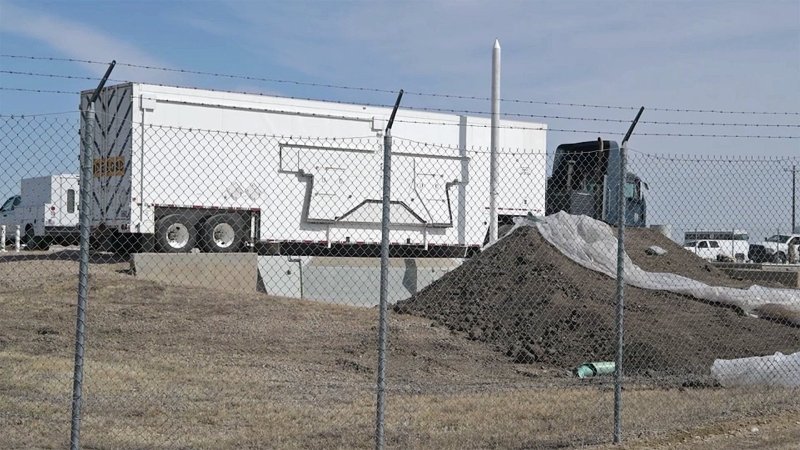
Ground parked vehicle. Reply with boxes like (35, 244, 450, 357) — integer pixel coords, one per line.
(684, 230, 749, 262)
(683, 240, 725, 261)
(80, 83, 547, 255)
(0, 174, 80, 249)
(748, 234, 800, 264)
(545, 139, 647, 227)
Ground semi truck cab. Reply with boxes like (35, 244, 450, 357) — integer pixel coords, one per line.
(545, 139, 647, 227)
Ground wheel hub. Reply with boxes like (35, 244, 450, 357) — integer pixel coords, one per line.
(212, 223, 236, 248)
(166, 223, 190, 249)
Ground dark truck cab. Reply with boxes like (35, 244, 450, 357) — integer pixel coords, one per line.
(546, 140, 647, 227)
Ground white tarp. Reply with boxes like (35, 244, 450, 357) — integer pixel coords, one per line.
(521, 212, 800, 314)
(711, 352, 800, 388)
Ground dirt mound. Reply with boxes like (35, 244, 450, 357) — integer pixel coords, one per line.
(395, 226, 800, 378)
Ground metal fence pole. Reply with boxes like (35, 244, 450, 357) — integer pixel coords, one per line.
(613, 140, 627, 444)
(613, 107, 644, 444)
(70, 100, 94, 450)
(376, 90, 403, 450)
(15, 224, 20, 252)
(70, 61, 115, 450)
(2, 225, 7, 252)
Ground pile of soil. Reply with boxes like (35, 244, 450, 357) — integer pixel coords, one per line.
(395, 225, 800, 378)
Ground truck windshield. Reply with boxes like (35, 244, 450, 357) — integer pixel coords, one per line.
(624, 182, 638, 199)
(765, 235, 790, 243)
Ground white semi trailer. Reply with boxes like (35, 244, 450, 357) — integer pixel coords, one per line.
(80, 83, 547, 255)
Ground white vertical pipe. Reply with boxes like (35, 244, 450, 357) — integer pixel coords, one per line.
(489, 39, 501, 243)
(15, 225, 21, 252)
(1, 225, 6, 252)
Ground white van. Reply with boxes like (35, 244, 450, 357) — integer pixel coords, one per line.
(0, 174, 80, 249)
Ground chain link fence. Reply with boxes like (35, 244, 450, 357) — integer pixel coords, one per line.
(1, 102, 798, 449)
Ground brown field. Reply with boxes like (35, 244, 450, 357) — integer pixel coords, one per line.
(1, 252, 799, 449)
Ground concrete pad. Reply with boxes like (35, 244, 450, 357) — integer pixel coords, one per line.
(258, 256, 463, 306)
(722, 268, 800, 288)
(132, 253, 258, 292)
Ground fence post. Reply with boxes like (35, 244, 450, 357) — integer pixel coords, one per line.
(70, 60, 115, 450)
(613, 106, 644, 444)
(15, 225, 20, 252)
(375, 90, 403, 450)
(2, 225, 6, 252)
(613, 141, 627, 444)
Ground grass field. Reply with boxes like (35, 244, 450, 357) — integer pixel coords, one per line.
(1, 253, 798, 449)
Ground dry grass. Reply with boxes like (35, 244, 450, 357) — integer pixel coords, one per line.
(1, 253, 798, 449)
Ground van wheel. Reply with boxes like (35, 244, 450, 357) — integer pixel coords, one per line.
(155, 214, 196, 253)
(23, 224, 35, 245)
(202, 214, 245, 253)
(773, 252, 787, 264)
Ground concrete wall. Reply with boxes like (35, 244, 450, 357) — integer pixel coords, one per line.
(258, 256, 463, 306)
(131, 253, 463, 304)
(132, 253, 258, 292)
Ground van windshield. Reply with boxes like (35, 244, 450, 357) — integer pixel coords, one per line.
(1, 196, 19, 212)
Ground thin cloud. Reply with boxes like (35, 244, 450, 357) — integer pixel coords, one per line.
(0, 1, 178, 84)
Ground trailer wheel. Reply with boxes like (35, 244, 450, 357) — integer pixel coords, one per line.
(202, 214, 245, 253)
(155, 214, 196, 253)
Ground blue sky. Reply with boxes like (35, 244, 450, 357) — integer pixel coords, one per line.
(1, 0, 798, 155)
(1, 0, 799, 236)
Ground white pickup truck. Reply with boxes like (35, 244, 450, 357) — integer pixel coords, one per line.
(0, 174, 80, 249)
(748, 234, 800, 264)
(683, 240, 725, 261)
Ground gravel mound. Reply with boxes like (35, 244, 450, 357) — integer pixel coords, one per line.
(395, 226, 800, 378)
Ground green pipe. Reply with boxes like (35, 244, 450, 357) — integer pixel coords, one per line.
(574, 361, 616, 378)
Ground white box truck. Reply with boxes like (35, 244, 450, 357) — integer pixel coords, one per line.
(0, 174, 80, 249)
(80, 83, 547, 255)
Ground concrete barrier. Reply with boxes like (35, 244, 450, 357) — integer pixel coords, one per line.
(132, 253, 258, 292)
(258, 256, 463, 306)
(130, 253, 463, 302)
(722, 268, 800, 288)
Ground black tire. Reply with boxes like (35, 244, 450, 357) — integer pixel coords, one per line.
(155, 214, 196, 253)
(201, 214, 247, 253)
(773, 252, 787, 264)
(22, 225, 50, 250)
(31, 236, 51, 251)
(23, 224, 35, 245)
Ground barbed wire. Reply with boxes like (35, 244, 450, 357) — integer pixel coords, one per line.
(0, 86, 79, 95)
(3, 54, 799, 116)
(628, 148, 800, 163)
(0, 110, 76, 118)
(2, 95, 798, 139)
(392, 117, 799, 139)
(3, 70, 798, 128)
